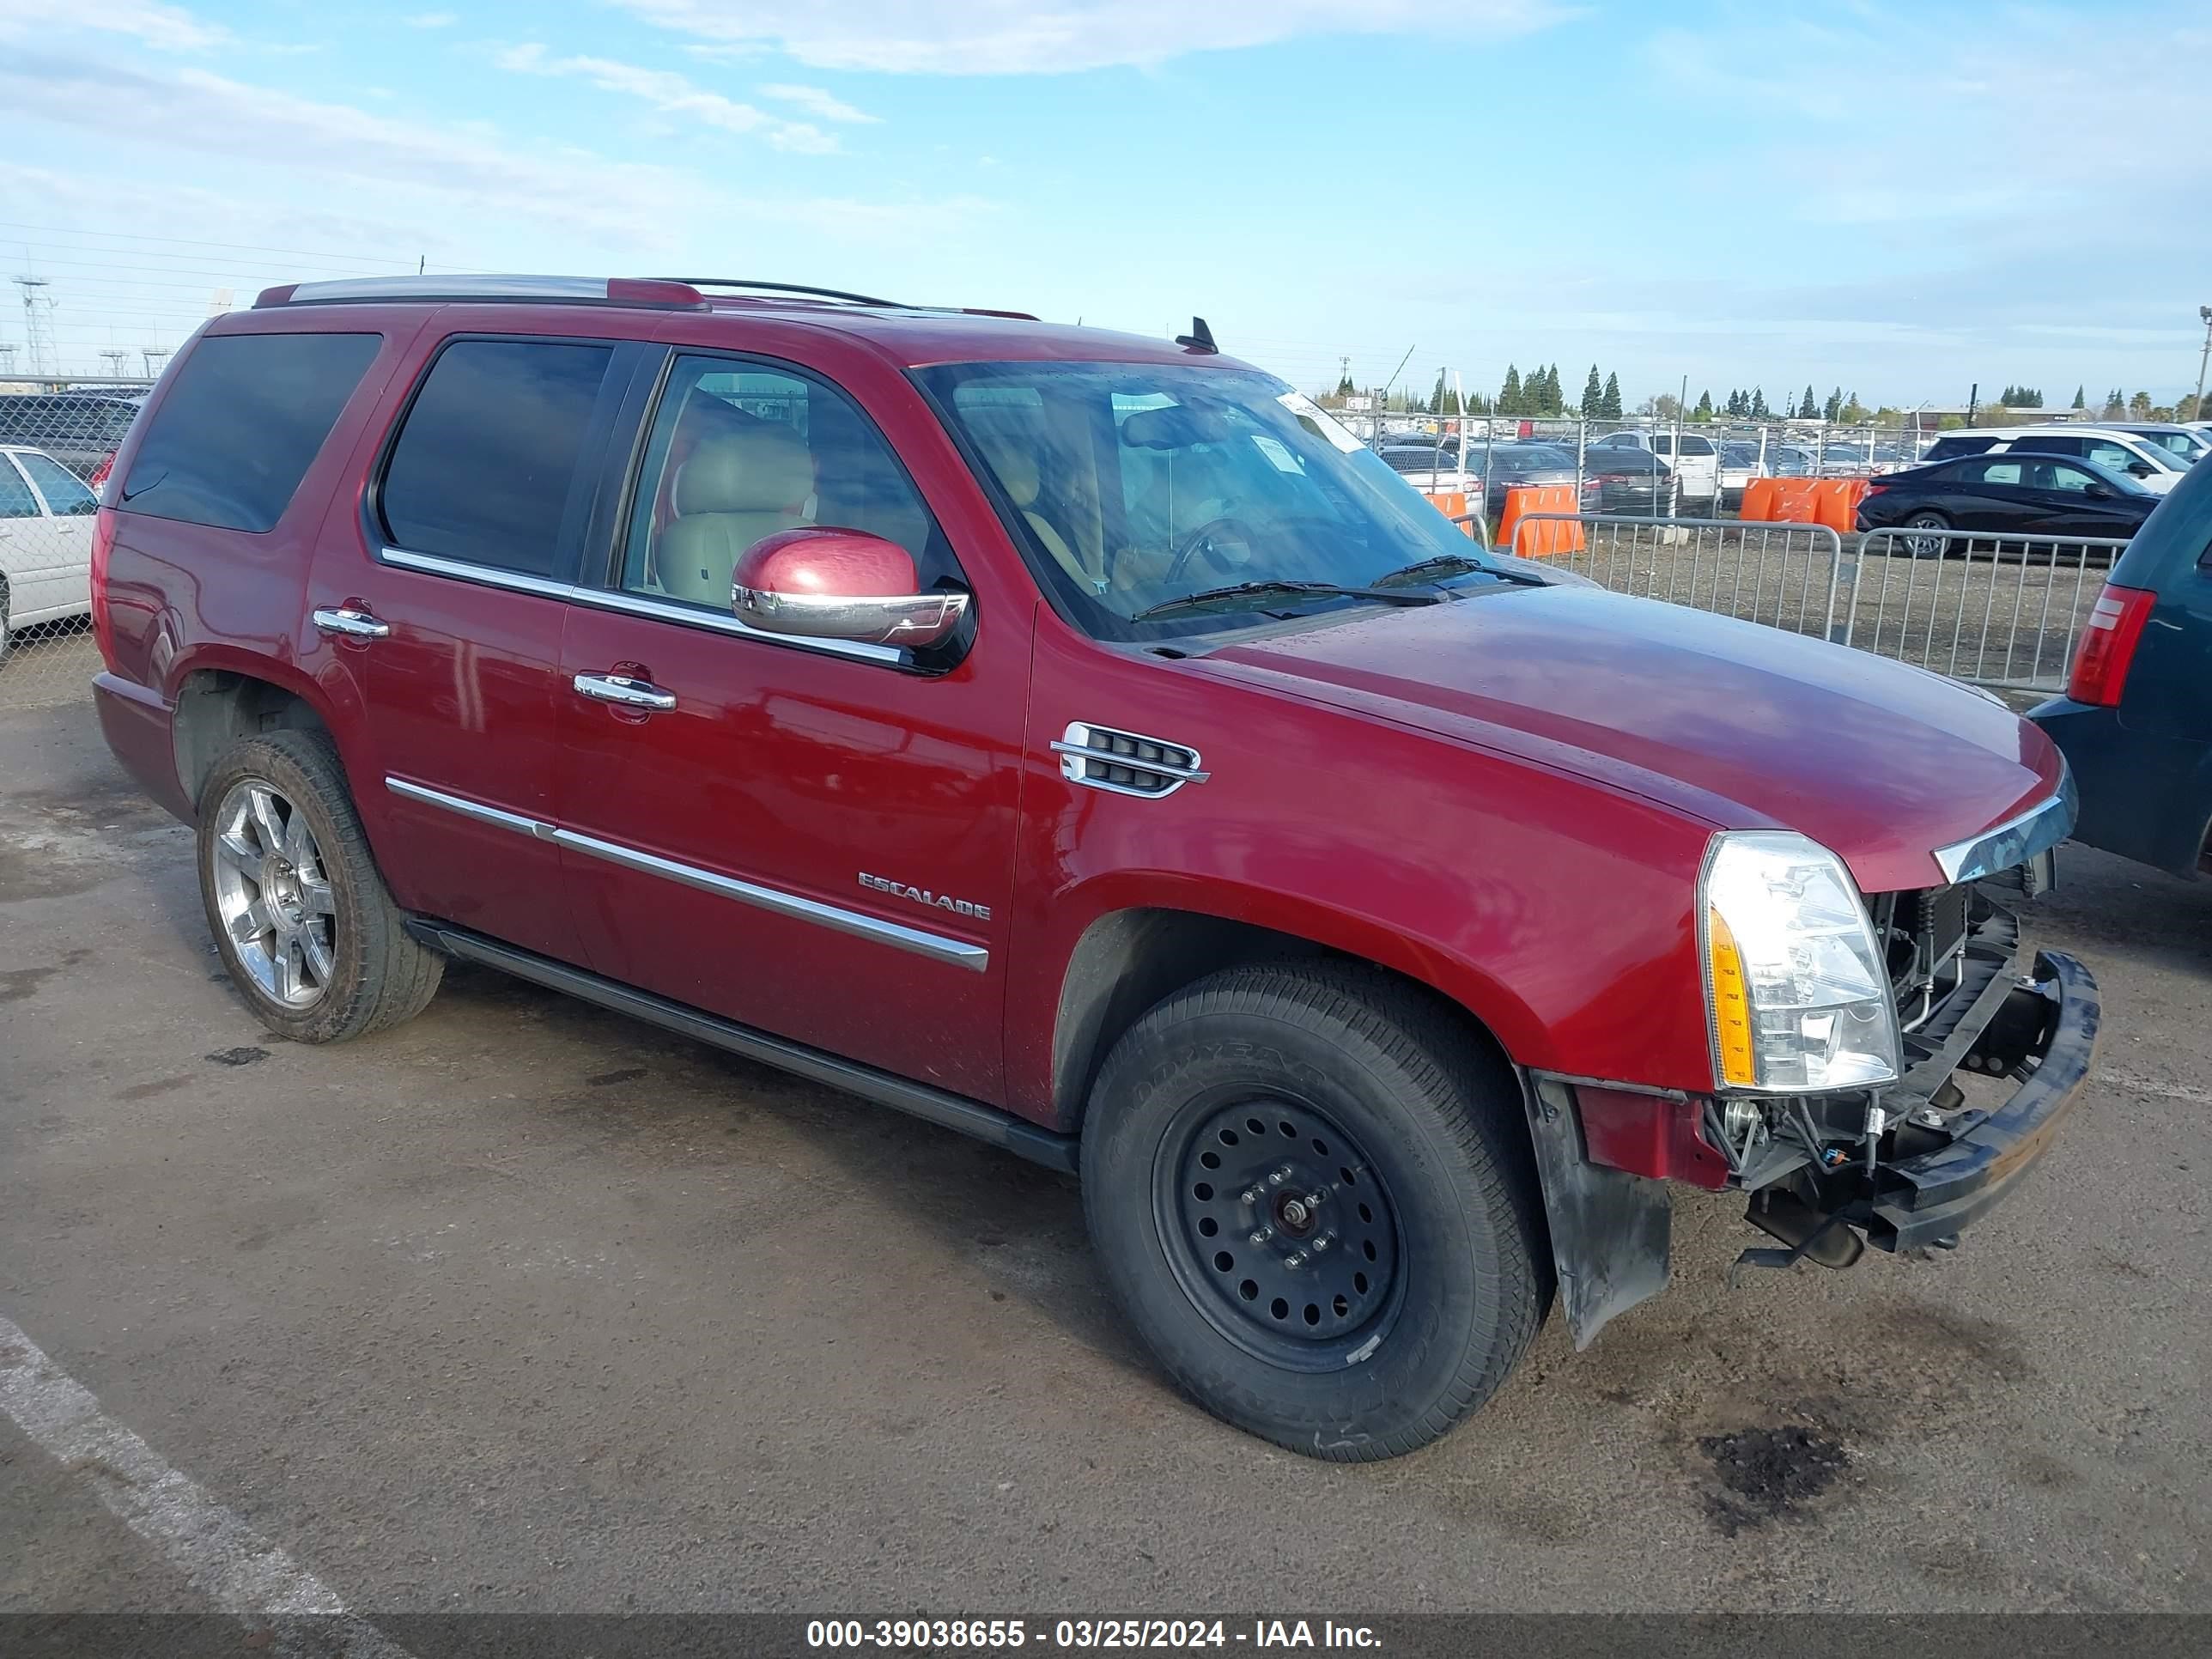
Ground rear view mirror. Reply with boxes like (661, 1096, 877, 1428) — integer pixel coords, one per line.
(732, 527, 969, 648)
(2083, 483, 2112, 501)
(2128, 461, 2154, 477)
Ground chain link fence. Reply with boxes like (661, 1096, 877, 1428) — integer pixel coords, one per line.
(0, 382, 135, 714)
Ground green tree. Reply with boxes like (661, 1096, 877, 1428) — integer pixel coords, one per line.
(1429, 368, 1448, 415)
(1692, 389, 1713, 422)
(1335, 371, 1356, 398)
(1580, 363, 1604, 417)
(1498, 364, 1522, 416)
(1600, 372, 1623, 419)
(1796, 384, 1818, 420)
(2071, 385, 2086, 409)
(1750, 387, 1769, 419)
(2103, 388, 2126, 419)
(2129, 390, 2154, 419)
(2179, 392, 2203, 422)
(1840, 392, 1870, 423)
(1936, 413, 1966, 430)
(1822, 386, 1843, 422)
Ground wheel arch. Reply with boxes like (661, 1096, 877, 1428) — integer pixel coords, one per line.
(1043, 896, 1535, 1138)
(167, 654, 341, 811)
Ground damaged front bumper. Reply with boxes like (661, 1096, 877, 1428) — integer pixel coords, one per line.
(1523, 943, 2100, 1350)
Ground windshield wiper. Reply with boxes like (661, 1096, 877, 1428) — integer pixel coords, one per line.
(1130, 579, 1443, 623)
(1371, 552, 1546, 588)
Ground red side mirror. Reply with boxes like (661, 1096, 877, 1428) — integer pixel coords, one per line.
(731, 528, 968, 649)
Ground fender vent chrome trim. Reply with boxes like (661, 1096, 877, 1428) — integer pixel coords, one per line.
(1051, 722, 1210, 799)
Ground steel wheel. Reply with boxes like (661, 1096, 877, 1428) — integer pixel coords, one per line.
(209, 778, 337, 1008)
(1152, 1092, 1404, 1372)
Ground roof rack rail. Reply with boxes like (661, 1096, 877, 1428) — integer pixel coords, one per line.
(654, 277, 903, 307)
(254, 276, 708, 310)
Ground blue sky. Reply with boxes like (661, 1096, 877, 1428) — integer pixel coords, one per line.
(3, 0, 2209, 407)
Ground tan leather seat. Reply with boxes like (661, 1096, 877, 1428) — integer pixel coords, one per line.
(659, 426, 815, 605)
(975, 431, 1096, 592)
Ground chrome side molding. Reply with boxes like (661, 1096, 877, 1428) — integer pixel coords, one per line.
(382, 777, 988, 971)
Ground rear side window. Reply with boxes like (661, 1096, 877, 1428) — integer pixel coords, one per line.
(0, 459, 37, 519)
(16, 451, 96, 515)
(119, 332, 381, 532)
(1927, 435, 1996, 460)
(379, 339, 614, 578)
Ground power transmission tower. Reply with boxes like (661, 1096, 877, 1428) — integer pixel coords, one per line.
(100, 348, 129, 380)
(14, 276, 56, 378)
(141, 347, 171, 379)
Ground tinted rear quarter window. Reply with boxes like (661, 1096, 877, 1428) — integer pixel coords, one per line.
(378, 338, 614, 577)
(119, 332, 382, 532)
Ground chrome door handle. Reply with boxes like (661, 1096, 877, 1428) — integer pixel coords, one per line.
(312, 606, 391, 640)
(573, 672, 677, 711)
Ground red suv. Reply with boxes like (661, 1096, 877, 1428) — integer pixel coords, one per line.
(91, 276, 2099, 1461)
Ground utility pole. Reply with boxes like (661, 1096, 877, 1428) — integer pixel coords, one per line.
(14, 276, 55, 379)
(142, 347, 171, 380)
(99, 348, 128, 380)
(2194, 307, 2212, 419)
(1966, 381, 1978, 428)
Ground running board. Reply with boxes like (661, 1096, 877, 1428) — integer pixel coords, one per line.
(404, 920, 1081, 1176)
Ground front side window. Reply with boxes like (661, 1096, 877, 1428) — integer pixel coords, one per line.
(616, 355, 958, 610)
(16, 451, 96, 515)
(380, 338, 615, 578)
(918, 361, 1525, 639)
(119, 331, 381, 532)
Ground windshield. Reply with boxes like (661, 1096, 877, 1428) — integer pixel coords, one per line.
(918, 362, 1514, 638)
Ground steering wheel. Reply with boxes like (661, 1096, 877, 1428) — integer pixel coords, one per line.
(1160, 515, 1261, 587)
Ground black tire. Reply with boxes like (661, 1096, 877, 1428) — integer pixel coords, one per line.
(1904, 511, 1951, 559)
(0, 576, 12, 669)
(196, 729, 442, 1042)
(1082, 961, 1551, 1462)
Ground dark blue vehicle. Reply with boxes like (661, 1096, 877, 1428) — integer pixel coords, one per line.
(2032, 459, 2212, 874)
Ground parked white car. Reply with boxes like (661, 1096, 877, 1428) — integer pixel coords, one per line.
(0, 445, 98, 664)
(1920, 426, 2187, 494)
(1587, 429, 1719, 502)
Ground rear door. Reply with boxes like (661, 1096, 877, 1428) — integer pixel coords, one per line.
(1948, 458, 2044, 533)
(308, 328, 646, 964)
(0, 455, 57, 622)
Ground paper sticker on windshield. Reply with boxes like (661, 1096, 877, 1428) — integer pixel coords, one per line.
(1250, 434, 1305, 475)
(1276, 391, 1364, 454)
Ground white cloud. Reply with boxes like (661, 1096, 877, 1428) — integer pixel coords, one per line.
(495, 44, 840, 152)
(757, 82, 878, 124)
(611, 0, 1563, 75)
(403, 9, 458, 25)
(0, 0, 225, 51)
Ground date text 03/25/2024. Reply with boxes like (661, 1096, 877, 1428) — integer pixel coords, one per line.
(805, 1620, 1382, 1650)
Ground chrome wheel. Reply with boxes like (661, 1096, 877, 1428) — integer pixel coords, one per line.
(210, 780, 336, 1008)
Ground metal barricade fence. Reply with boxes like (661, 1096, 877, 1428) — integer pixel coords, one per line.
(1846, 528, 2125, 693)
(0, 390, 118, 715)
(1507, 514, 1850, 642)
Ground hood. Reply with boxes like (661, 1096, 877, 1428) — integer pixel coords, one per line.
(1195, 585, 2063, 893)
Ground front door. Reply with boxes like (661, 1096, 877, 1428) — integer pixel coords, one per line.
(552, 352, 1027, 1102)
(309, 332, 640, 965)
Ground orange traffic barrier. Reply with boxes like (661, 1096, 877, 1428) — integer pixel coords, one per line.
(1738, 477, 1780, 522)
(1813, 477, 1868, 533)
(1499, 484, 1585, 556)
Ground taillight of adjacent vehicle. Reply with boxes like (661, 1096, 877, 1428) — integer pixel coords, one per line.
(88, 450, 115, 497)
(2065, 582, 2155, 707)
(90, 506, 118, 670)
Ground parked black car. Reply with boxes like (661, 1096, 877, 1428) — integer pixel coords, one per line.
(1856, 453, 2156, 553)
(2031, 459, 2212, 874)
(1460, 442, 1601, 520)
(0, 392, 146, 480)
(1579, 447, 1672, 514)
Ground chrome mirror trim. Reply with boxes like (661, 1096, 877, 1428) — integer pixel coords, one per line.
(732, 584, 969, 648)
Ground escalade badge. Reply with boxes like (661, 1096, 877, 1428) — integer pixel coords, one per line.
(859, 872, 991, 921)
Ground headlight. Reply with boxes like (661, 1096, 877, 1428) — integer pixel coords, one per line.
(1701, 830, 1900, 1093)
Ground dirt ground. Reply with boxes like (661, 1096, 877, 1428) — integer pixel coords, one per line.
(2, 685, 2206, 1625)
